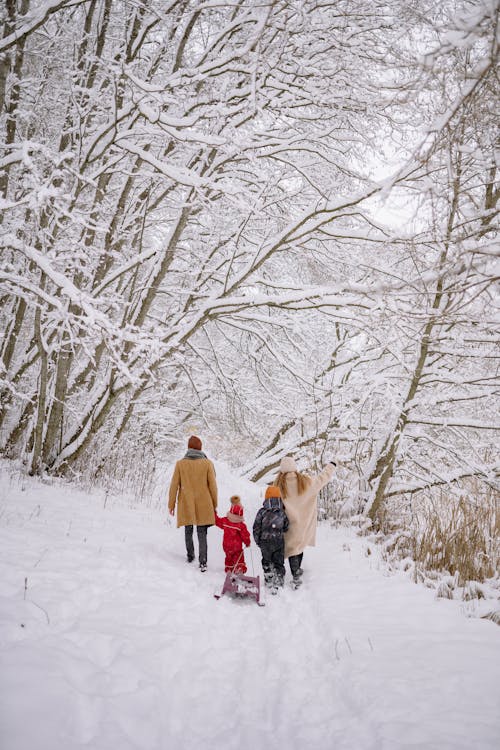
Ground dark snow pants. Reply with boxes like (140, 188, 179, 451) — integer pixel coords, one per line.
(288, 552, 304, 578)
(260, 540, 285, 587)
(185, 524, 209, 565)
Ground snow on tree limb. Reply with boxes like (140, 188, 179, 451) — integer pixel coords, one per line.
(1, 0, 497, 496)
(0, 0, 86, 53)
(2, 235, 110, 325)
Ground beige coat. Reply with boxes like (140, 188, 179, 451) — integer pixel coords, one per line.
(168, 458, 218, 527)
(283, 464, 334, 557)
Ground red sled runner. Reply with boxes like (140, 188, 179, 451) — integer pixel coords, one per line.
(214, 571, 265, 606)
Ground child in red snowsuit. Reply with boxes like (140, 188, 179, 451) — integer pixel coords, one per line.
(214, 496, 251, 573)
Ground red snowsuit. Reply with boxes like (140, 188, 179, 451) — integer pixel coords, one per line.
(214, 513, 251, 573)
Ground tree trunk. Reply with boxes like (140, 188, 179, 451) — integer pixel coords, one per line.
(29, 274, 48, 475)
(367, 136, 464, 524)
(0, 0, 30, 203)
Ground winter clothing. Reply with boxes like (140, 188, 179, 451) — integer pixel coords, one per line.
(168, 455, 218, 527)
(280, 456, 297, 473)
(288, 552, 303, 578)
(253, 488, 290, 545)
(253, 488, 289, 588)
(261, 546, 286, 587)
(282, 463, 334, 559)
(264, 485, 281, 499)
(253, 490, 289, 546)
(214, 500, 251, 574)
(184, 448, 207, 460)
(168, 441, 218, 566)
(227, 501, 244, 523)
(188, 435, 202, 450)
(185, 525, 209, 566)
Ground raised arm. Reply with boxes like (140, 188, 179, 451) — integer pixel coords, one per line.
(311, 462, 335, 493)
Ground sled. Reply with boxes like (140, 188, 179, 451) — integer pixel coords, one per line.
(214, 571, 265, 606)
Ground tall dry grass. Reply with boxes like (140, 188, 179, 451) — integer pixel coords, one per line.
(369, 481, 500, 605)
(410, 488, 499, 585)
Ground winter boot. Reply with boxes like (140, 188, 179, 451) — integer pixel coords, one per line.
(263, 567, 274, 588)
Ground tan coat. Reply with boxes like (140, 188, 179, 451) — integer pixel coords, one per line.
(168, 458, 218, 527)
(283, 464, 334, 557)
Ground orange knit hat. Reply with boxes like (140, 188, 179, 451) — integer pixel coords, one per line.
(265, 485, 281, 499)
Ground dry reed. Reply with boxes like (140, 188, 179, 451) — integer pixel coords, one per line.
(410, 488, 499, 586)
(372, 481, 499, 601)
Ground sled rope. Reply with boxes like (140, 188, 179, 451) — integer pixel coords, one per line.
(229, 549, 244, 574)
(249, 542, 256, 576)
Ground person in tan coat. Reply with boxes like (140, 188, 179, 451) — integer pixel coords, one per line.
(276, 456, 335, 586)
(168, 436, 218, 571)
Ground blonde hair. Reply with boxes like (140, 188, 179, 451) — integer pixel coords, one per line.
(275, 471, 311, 499)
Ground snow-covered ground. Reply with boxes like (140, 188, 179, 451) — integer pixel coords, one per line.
(0, 461, 499, 750)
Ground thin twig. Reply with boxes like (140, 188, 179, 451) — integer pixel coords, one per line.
(28, 599, 50, 625)
(24, 576, 50, 624)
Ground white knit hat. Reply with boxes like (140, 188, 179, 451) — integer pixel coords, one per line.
(280, 456, 297, 473)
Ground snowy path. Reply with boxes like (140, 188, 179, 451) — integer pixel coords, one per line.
(0, 467, 499, 750)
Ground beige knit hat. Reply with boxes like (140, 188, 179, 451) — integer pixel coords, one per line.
(280, 456, 297, 473)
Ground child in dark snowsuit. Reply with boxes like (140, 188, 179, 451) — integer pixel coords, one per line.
(214, 496, 251, 574)
(253, 485, 289, 590)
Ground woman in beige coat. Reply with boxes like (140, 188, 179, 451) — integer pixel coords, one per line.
(276, 455, 335, 585)
(168, 436, 218, 571)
